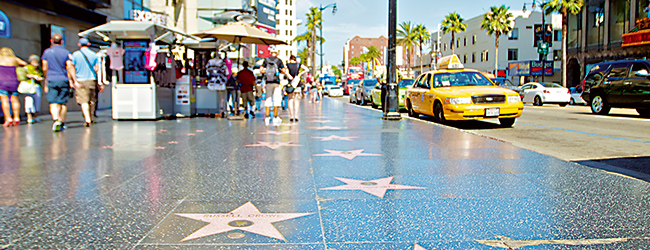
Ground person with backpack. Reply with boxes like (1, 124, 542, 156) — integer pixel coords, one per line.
(285, 55, 309, 122)
(71, 38, 100, 127)
(260, 48, 292, 125)
(206, 53, 228, 118)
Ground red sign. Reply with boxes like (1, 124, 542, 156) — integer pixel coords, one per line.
(623, 29, 650, 47)
(256, 25, 276, 58)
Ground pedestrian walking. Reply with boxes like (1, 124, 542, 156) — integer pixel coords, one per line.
(0, 47, 27, 127)
(24, 55, 44, 124)
(206, 53, 228, 118)
(42, 34, 75, 132)
(260, 48, 292, 125)
(71, 38, 100, 127)
(237, 61, 256, 118)
(226, 71, 240, 116)
(285, 55, 309, 122)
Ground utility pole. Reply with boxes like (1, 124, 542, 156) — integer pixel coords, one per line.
(383, 0, 400, 120)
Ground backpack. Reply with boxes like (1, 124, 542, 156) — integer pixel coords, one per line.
(265, 58, 279, 82)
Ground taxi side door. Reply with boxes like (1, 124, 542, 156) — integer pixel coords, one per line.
(412, 74, 432, 113)
(408, 74, 425, 111)
(420, 73, 435, 115)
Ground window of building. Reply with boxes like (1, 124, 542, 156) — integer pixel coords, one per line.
(568, 12, 582, 49)
(464, 36, 467, 46)
(508, 28, 519, 40)
(508, 49, 518, 61)
(586, 2, 605, 48)
(553, 30, 561, 41)
(290, 10, 292, 16)
(456, 38, 459, 48)
(444, 43, 447, 51)
(277, 19, 280, 25)
(472, 52, 476, 63)
(472, 34, 477, 44)
(285, 20, 288, 25)
(610, 0, 631, 45)
(463, 54, 467, 63)
(638, 0, 650, 20)
(123, 0, 147, 19)
(481, 50, 489, 62)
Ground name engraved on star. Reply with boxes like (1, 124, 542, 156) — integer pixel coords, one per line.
(248, 214, 281, 218)
(203, 214, 241, 218)
(350, 185, 391, 189)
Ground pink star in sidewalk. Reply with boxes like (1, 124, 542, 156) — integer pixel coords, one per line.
(196, 130, 204, 132)
(312, 135, 358, 141)
(260, 130, 298, 135)
(313, 149, 381, 160)
(175, 201, 313, 242)
(414, 244, 427, 250)
(320, 177, 426, 198)
(168, 141, 178, 144)
(244, 141, 302, 149)
(102, 145, 113, 149)
(155, 146, 166, 150)
(187, 133, 196, 136)
(310, 126, 342, 130)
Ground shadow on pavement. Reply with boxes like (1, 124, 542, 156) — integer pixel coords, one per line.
(574, 156, 650, 182)
(414, 115, 508, 131)
(569, 111, 650, 119)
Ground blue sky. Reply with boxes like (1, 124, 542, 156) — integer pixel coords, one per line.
(296, 0, 532, 66)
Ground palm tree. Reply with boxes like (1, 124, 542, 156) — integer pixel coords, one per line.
(294, 30, 324, 67)
(543, 0, 584, 87)
(297, 47, 309, 65)
(349, 56, 361, 66)
(481, 5, 513, 74)
(441, 12, 467, 55)
(414, 24, 431, 74)
(365, 46, 382, 70)
(305, 7, 322, 76)
(397, 21, 417, 77)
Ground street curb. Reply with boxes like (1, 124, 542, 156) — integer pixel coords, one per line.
(573, 160, 650, 183)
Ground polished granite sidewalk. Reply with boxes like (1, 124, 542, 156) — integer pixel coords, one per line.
(1, 98, 649, 249)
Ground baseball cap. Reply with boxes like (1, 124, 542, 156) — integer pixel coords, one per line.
(78, 38, 90, 45)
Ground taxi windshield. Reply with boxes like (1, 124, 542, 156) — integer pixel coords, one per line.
(433, 72, 493, 87)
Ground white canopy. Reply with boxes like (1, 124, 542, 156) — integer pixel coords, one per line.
(78, 20, 198, 43)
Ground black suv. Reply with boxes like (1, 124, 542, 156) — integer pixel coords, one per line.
(581, 60, 650, 117)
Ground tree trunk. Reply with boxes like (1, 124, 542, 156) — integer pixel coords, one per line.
(561, 8, 568, 87)
(494, 34, 499, 75)
(451, 32, 455, 55)
(419, 41, 423, 75)
(310, 28, 316, 77)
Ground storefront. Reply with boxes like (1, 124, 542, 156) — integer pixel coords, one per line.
(79, 20, 196, 120)
(507, 60, 558, 84)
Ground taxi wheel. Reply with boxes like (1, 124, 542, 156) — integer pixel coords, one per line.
(433, 103, 446, 124)
(499, 118, 516, 127)
(407, 101, 419, 118)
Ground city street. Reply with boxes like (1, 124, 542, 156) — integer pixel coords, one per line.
(1, 97, 650, 249)
(332, 96, 650, 181)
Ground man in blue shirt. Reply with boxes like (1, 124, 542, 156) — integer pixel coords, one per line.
(71, 38, 100, 126)
(42, 34, 76, 132)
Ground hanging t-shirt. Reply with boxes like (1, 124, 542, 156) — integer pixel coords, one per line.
(144, 44, 158, 71)
(206, 58, 227, 91)
(106, 46, 125, 70)
(152, 52, 177, 88)
(224, 57, 233, 79)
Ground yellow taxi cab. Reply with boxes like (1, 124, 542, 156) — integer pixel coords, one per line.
(405, 55, 523, 127)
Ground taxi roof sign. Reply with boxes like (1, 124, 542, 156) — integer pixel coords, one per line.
(438, 54, 464, 70)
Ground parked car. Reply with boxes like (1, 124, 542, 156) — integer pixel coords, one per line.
(520, 82, 571, 107)
(328, 85, 344, 97)
(349, 81, 361, 104)
(345, 79, 361, 95)
(405, 55, 523, 127)
(354, 79, 378, 105)
(581, 60, 650, 116)
(369, 78, 414, 110)
(323, 81, 337, 95)
(569, 87, 586, 105)
(492, 77, 522, 93)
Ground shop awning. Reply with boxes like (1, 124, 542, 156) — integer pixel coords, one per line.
(78, 20, 199, 43)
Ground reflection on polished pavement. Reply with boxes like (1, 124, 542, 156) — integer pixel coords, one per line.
(1, 98, 650, 249)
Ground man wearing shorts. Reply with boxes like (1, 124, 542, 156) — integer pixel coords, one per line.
(237, 61, 256, 119)
(42, 34, 76, 132)
(260, 48, 292, 125)
(71, 38, 100, 127)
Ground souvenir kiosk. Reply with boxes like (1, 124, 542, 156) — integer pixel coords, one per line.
(180, 38, 221, 115)
(78, 20, 197, 120)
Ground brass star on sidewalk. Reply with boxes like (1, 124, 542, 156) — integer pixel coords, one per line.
(245, 141, 302, 149)
(320, 177, 426, 198)
(312, 135, 358, 141)
(310, 126, 342, 130)
(175, 201, 313, 242)
(313, 149, 381, 160)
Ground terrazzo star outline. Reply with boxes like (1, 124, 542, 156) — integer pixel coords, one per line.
(175, 201, 314, 242)
(320, 177, 426, 198)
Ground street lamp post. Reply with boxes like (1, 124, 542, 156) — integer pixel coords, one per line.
(383, 0, 400, 120)
(524, 0, 550, 82)
(318, 3, 337, 80)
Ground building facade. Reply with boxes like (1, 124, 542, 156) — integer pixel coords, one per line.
(273, 0, 297, 62)
(431, 10, 562, 84)
(566, 0, 649, 87)
(343, 35, 410, 78)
